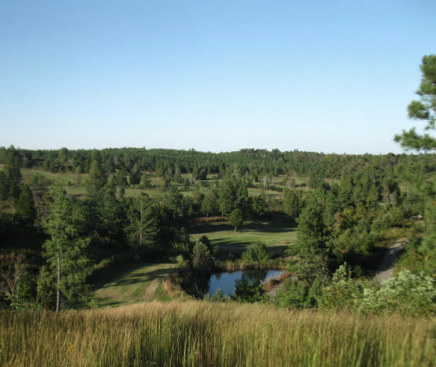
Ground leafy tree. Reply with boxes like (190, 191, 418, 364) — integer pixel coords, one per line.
(42, 183, 91, 312)
(229, 209, 243, 232)
(0, 252, 33, 309)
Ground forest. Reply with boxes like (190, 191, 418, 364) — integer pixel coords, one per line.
(1, 55, 436, 366)
(0, 140, 435, 313)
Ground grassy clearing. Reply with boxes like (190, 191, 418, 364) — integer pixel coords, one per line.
(1, 301, 435, 367)
(189, 220, 297, 253)
(92, 263, 174, 307)
(21, 168, 77, 184)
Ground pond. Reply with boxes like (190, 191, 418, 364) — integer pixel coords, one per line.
(205, 269, 285, 298)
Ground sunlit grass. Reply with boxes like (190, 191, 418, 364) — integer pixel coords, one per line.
(1, 301, 434, 367)
(92, 263, 174, 307)
(190, 220, 297, 253)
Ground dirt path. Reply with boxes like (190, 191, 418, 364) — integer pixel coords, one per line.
(375, 242, 404, 282)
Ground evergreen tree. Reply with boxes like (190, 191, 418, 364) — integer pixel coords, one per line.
(229, 209, 244, 232)
(394, 55, 436, 274)
(125, 193, 159, 256)
(42, 183, 91, 312)
(201, 186, 219, 216)
(86, 161, 107, 195)
(15, 184, 36, 225)
(283, 189, 302, 220)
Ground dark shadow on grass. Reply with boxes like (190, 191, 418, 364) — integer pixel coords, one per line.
(216, 241, 289, 253)
(91, 264, 173, 288)
(188, 221, 297, 235)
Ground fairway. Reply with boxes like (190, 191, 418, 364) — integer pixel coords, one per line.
(93, 263, 174, 307)
(189, 221, 297, 253)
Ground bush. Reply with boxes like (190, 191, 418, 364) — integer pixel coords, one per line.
(317, 264, 364, 311)
(241, 242, 269, 263)
(357, 271, 436, 317)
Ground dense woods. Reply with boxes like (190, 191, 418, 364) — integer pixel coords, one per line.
(0, 143, 434, 312)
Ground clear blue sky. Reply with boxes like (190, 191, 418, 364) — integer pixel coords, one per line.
(1, 0, 434, 154)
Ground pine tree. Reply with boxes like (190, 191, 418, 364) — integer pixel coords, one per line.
(42, 183, 91, 312)
(15, 184, 36, 225)
(395, 55, 436, 275)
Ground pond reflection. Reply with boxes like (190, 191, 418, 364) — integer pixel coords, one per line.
(205, 269, 284, 297)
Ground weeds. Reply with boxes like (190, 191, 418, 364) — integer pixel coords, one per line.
(1, 301, 435, 367)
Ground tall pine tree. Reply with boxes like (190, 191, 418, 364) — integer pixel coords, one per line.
(42, 183, 91, 312)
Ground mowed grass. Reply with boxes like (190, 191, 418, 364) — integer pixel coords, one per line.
(189, 220, 297, 253)
(1, 301, 435, 367)
(92, 263, 174, 307)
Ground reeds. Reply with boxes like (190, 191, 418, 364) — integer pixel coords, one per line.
(1, 301, 435, 367)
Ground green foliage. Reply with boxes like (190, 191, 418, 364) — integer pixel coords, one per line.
(357, 271, 436, 317)
(275, 278, 322, 308)
(249, 192, 268, 219)
(162, 185, 192, 227)
(36, 265, 56, 310)
(191, 242, 214, 273)
(125, 194, 158, 256)
(317, 266, 436, 316)
(317, 264, 364, 311)
(200, 186, 219, 216)
(283, 189, 303, 220)
(229, 208, 243, 232)
(42, 183, 92, 311)
(15, 184, 36, 225)
(0, 252, 34, 309)
(86, 160, 107, 195)
(394, 55, 436, 275)
(241, 241, 269, 263)
(395, 55, 436, 151)
(209, 288, 228, 302)
(231, 275, 264, 302)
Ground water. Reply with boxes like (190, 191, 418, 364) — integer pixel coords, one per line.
(206, 269, 284, 297)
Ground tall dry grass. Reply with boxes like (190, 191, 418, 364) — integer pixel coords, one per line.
(1, 301, 435, 367)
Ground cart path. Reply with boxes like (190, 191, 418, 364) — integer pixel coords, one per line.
(375, 242, 405, 282)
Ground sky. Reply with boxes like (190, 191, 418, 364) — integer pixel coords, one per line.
(0, 0, 435, 155)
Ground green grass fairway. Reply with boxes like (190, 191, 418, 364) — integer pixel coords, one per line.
(93, 263, 174, 307)
(189, 221, 297, 253)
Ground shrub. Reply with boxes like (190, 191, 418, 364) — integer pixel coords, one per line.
(241, 242, 269, 263)
(357, 271, 436, 317)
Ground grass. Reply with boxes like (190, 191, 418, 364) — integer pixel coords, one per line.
(91, 263, 175, 307)
(189, 220, 297, 253)
(21, 168, 77, 184)
(1, 301, 435, 367)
